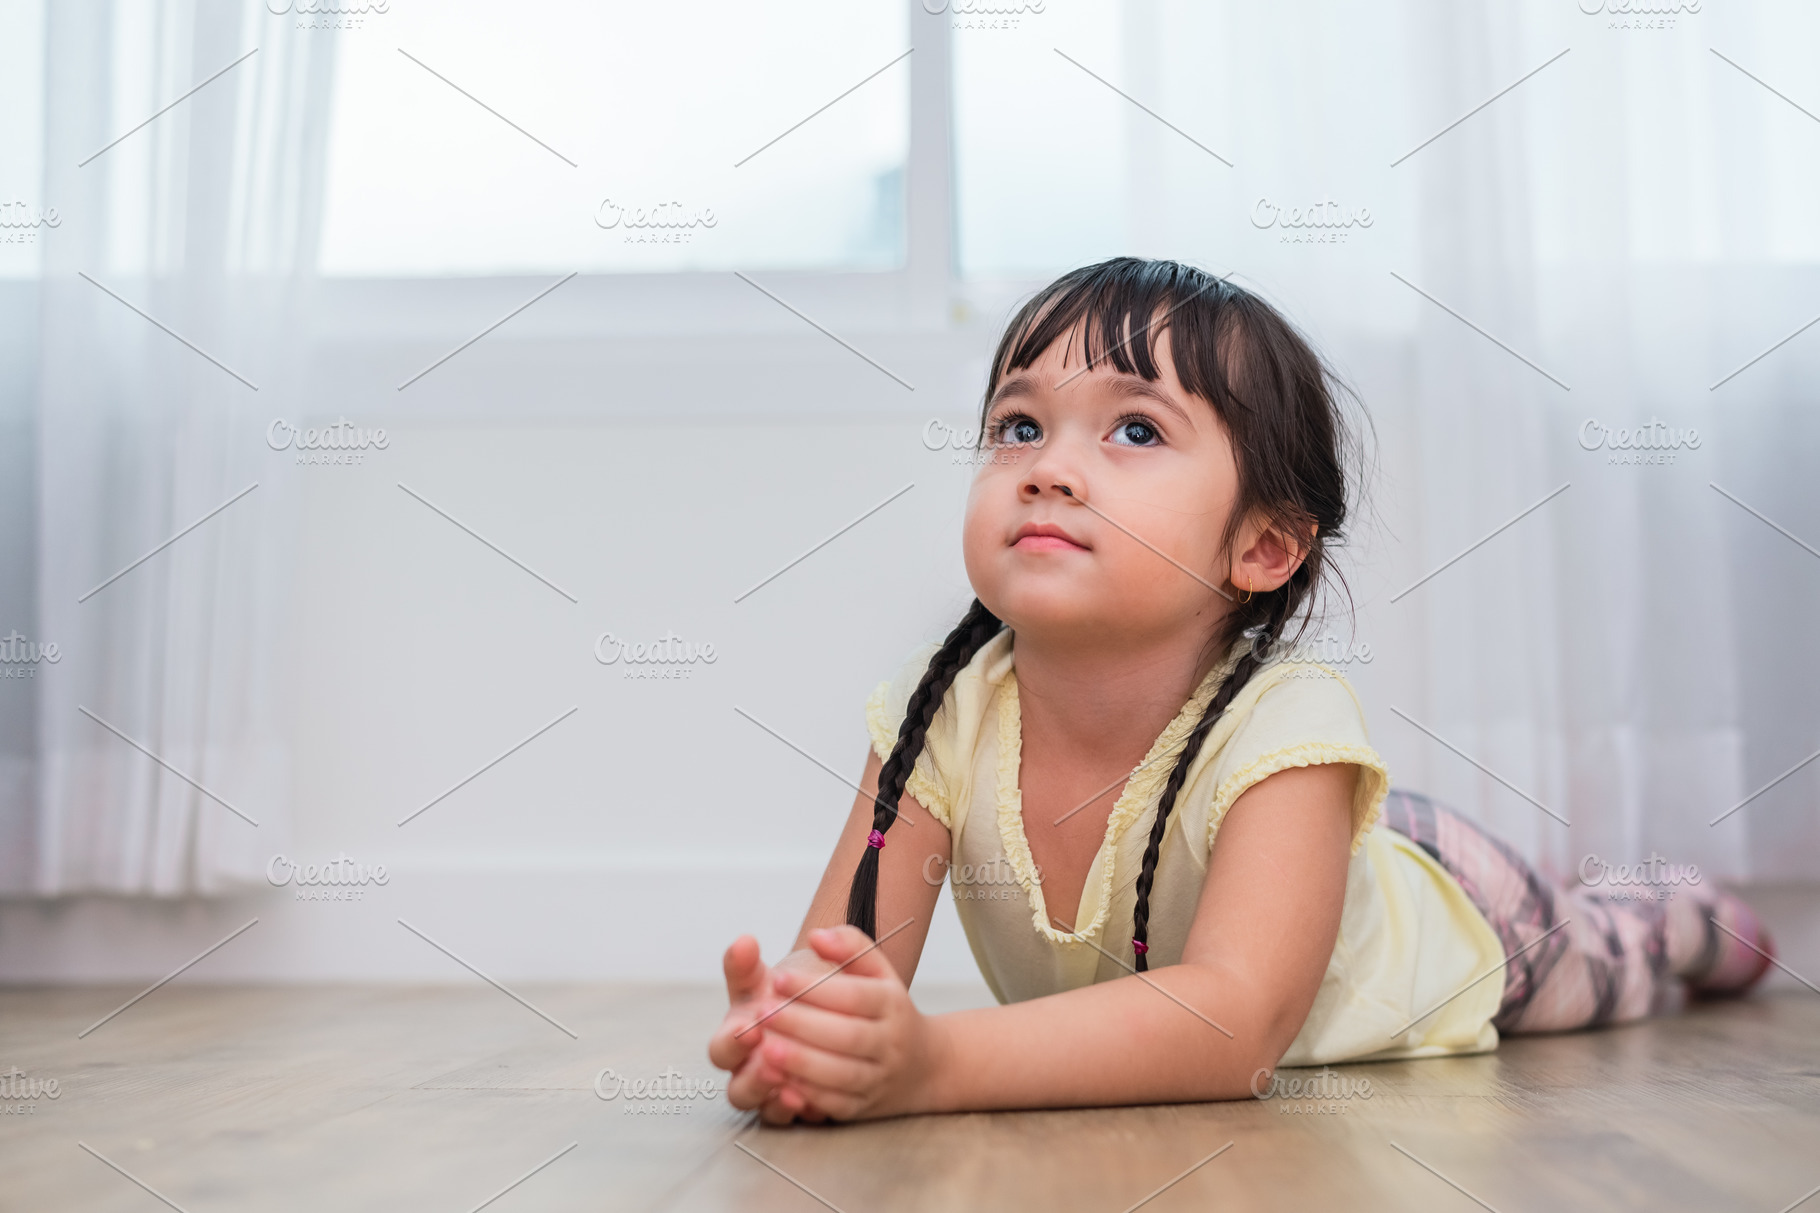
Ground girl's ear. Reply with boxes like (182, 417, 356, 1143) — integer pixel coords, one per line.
(1231, 513, 1315, 594)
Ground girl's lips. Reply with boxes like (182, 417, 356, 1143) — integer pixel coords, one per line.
(1012, 534, 1089, 552)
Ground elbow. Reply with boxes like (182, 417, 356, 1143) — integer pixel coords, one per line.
(1220, 1048, 1287, 1103)
(1205, 990, 1307, 1101)
(1246, 1051, 1279, 1097)
(1164, 962, 1311, 1102)
(1224, 1009, 1313, 1100)
(1186, 1014, 1294, 1102)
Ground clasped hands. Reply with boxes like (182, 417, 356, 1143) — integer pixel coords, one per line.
(707, 927, 941, 1123)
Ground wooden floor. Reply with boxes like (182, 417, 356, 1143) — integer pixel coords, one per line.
(6, 980, 1818, 1212)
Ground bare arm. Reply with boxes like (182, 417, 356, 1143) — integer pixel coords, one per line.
(708, 749, 948, 1119)
(788, 748, 950, 984)
(756, 761, 1356, 1116)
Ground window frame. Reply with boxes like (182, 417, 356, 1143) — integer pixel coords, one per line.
(312, 1, 960, 344)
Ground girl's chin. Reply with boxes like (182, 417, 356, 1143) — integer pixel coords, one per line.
(983, 584, 1207, 641)
(988, 594, 1140, 635)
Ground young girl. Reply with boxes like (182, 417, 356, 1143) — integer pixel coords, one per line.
(707, 258, 1775, 1123)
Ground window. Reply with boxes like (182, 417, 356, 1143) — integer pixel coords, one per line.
(316, 0, 909, 276)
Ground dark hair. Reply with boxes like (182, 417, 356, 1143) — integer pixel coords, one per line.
(846, 258, 1359, 969)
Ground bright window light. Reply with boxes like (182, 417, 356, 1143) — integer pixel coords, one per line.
(315, 0, 908, 277)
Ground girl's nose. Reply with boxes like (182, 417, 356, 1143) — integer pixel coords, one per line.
(1018, 444, 1083, 501)
(1021, 479, 1075, 500)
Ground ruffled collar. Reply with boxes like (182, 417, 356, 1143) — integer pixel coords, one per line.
(994, 637, 1248, 946)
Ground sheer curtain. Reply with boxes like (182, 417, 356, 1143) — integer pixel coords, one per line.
(2, 0, 330, 894)
(4, 0, 1815, 906)
(952, 0, 1820, 882)
(1368, 1, 1820, 884)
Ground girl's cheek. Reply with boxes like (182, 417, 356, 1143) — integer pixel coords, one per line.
(959, 505, 993, 566)
(959, 544, 995, 611)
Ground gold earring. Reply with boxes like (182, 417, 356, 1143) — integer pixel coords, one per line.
(1236, 574, 1253, 605)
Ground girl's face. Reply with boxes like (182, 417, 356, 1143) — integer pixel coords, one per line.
(963, 326, 1243, 651)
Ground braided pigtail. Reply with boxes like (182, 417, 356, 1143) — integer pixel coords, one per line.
(1128, 651, 1259, 971)
(1130, 590, 1298, 970)
(845, 598, 1004, 938)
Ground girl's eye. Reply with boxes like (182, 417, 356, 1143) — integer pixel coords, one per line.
(991, 414, 1043, 446)
(1110, 416, 1161, 447)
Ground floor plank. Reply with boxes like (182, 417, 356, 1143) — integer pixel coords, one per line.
(5, 983, 1816, 1212)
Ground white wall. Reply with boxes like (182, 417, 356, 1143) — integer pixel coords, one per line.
(0, 312, 1009, 983)
(4, 313, 1815, 992)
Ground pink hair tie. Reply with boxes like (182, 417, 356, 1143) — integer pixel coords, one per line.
(1131, 939, 1149, 956)
(866, 829, 886, 850)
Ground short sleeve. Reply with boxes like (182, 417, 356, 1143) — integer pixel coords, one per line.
(1202, 666, 1390, 854)
(864, 642, 956, 829)
(862, 630, 1014, 833)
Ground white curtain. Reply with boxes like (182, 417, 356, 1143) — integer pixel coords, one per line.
(955, 0, 1820, 883)
(1372, 3, 1820, 885)
(1, 0, 329, 895)
(4, 0, 1814, 903)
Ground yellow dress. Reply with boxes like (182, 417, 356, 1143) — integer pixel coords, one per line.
(865, 628, 1506, 1065)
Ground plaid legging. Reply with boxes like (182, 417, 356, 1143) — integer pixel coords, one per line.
(1377, 788, 1726, 1032)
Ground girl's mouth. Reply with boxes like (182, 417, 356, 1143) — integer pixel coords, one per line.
(1012, 524, 1089, 552)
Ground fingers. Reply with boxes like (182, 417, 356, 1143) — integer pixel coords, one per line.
(805, 925, 900, 982)
(771, 1074, 868, 1122)
(708, 1016, 759, 1071)
(771, 948, 839, 982)
(724, 1048, 785, 1111)
(763, 1082, 833, 1124)
(763, 998, 887, 1060)
(710, 937, 777, 1072)
(771, 966, 892, 1019)
(760, 1029, 882, 1096)
(723, 935, 767, 1003)
(709, 992, 782, 1070)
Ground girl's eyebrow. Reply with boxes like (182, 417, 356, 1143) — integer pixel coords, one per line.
(988, 370, 1193, 428)
(1104, 373, 1195, 428)
(986, 373, 1038, 409)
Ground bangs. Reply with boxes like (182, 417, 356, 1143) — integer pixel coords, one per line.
(995, 259, 1233, 407)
